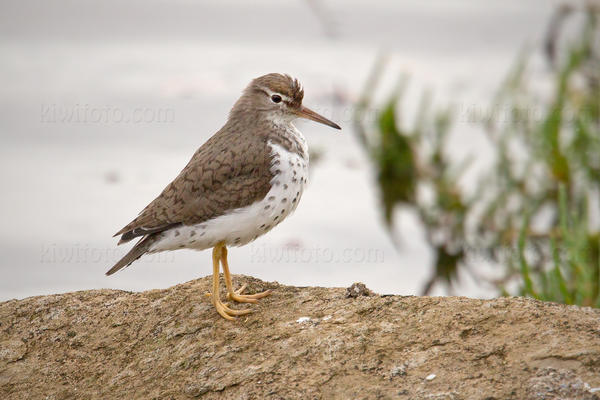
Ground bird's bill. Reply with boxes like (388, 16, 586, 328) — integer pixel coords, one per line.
(296, 106, 341, 130)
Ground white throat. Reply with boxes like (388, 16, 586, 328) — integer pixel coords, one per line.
(266, 114, 309, 160)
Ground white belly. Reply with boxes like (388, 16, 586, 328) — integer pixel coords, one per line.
(148, 141, 308, 253)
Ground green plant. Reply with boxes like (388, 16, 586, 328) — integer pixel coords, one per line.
(354, 4, 600, 305)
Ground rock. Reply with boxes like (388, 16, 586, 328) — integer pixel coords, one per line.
(526, 368, 597, 400)
(345, 282, 374, 298)
(0, 275, 599, 399)
(0, 340, 26, 363)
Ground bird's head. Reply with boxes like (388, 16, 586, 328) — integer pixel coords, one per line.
(231, 73, 341, 130)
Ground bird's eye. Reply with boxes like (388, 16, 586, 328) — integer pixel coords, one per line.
(271, 94, 282, 103)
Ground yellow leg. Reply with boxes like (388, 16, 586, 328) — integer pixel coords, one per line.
(210, 243, 252, 320)
(220, 245, 272, 303)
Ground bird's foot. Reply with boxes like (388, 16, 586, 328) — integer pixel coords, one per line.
(227, 284, 272, 304)
(211, 294, 252, 321)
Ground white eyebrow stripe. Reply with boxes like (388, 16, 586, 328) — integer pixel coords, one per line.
(259, 86, 292, 102)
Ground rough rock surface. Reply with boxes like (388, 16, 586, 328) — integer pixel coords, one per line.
(1, 275, 599, 399)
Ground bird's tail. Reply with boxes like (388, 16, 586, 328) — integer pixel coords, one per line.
(106, 235, 157, 276)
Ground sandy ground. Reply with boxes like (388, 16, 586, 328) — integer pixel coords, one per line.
(1, 275, 599, 399)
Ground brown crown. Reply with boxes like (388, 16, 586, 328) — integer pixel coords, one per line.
(250, 73, 304, 108)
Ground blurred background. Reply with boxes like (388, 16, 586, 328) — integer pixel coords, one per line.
(1, 0, 598, 306)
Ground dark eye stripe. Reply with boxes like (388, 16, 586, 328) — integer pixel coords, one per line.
(255, 88, 297, 106)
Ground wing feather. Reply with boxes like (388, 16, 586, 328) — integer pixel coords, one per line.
(114, 129, 273, 243)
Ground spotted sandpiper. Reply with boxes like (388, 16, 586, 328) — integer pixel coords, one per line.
(107, 73, 341, 320)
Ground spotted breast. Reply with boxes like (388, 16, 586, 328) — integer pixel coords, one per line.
(148, 126, 309, 253)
